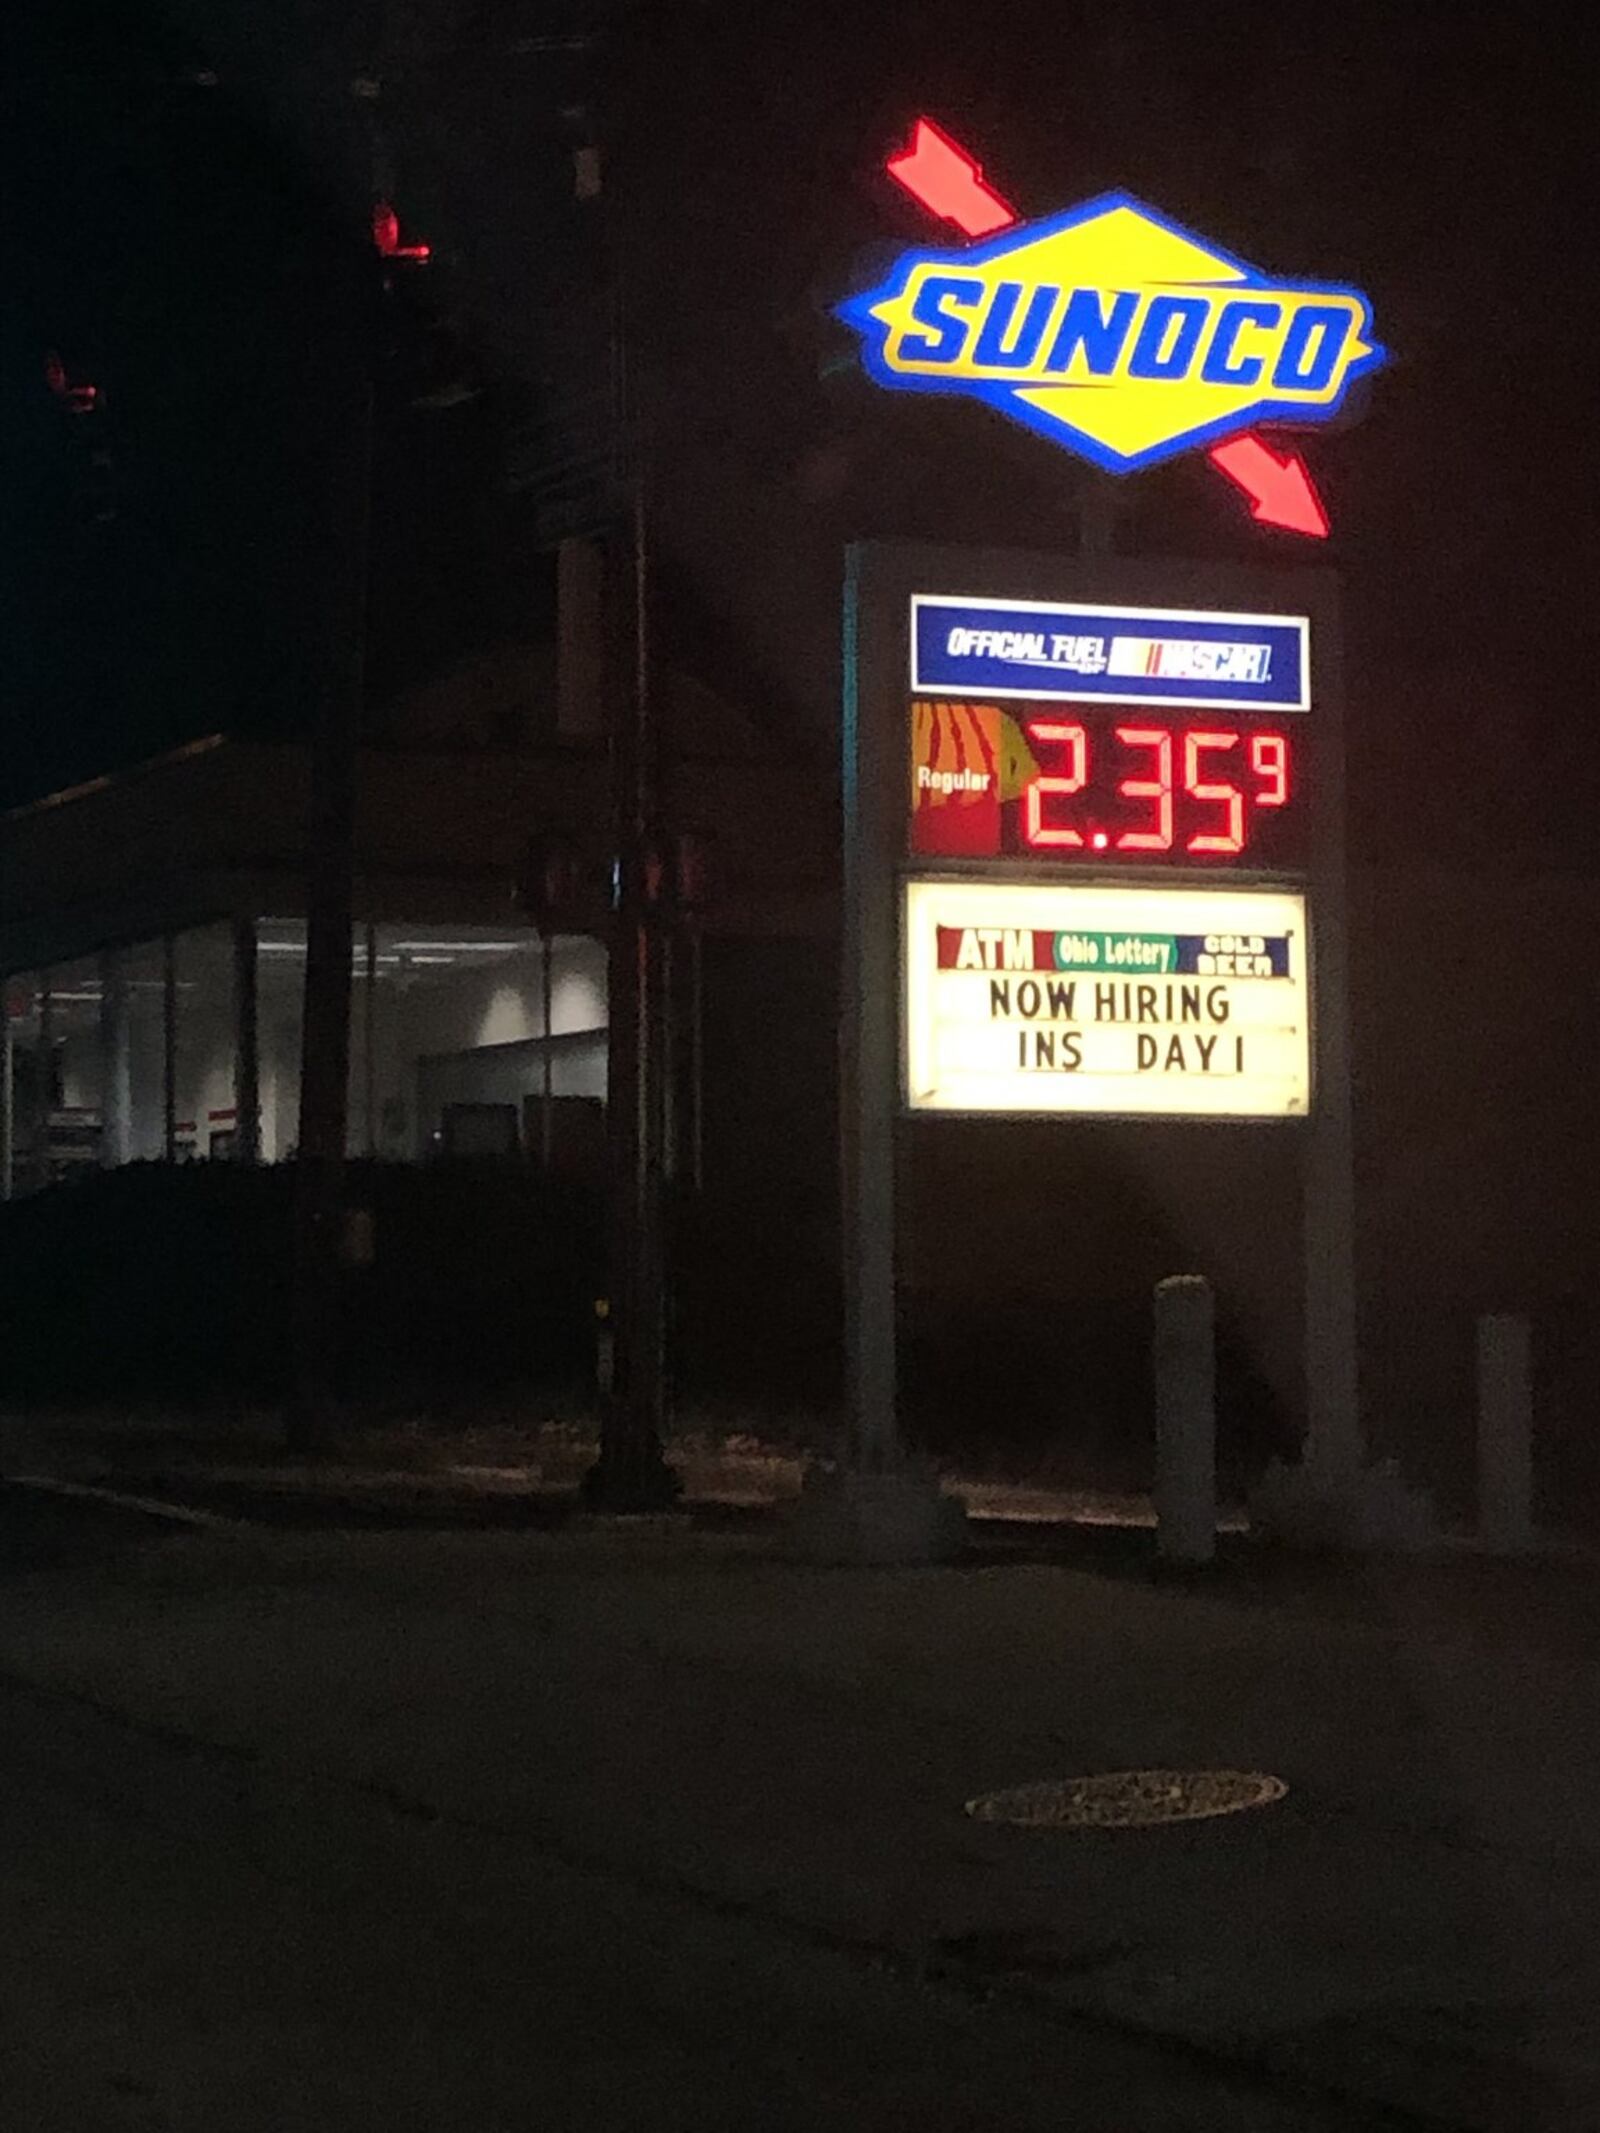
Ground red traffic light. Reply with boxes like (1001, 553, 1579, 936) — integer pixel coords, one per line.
(372, 201, 431, 263)
(44, 350, 99, 415)
(513, 834, 591, 922)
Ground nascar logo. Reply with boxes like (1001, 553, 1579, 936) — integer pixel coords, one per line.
(837, 191, 1383, 473)
(1109, 638, 1272, 684)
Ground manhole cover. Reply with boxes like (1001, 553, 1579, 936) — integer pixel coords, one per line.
(965, 1768, 1287, 1829)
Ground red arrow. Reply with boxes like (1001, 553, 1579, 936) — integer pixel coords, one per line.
(887, 118, 1015, 238)
(1207, 436, 1329, 538)
(884, 121, 1331, 538)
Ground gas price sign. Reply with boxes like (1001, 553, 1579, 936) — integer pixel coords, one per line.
(839, 535, 1348, 1474)
(908, 595, 1309, 872)
(897, 588, 1317, 1119)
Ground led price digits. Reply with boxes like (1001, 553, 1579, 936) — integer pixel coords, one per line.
(1023, 721, 1087, 847)
(1186, 731, 1244, 854)
(1023, 719, 1292, 857)
(1114, 729, 1173, 851)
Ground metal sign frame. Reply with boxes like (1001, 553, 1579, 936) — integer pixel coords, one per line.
(840, 540, 1355, 1475)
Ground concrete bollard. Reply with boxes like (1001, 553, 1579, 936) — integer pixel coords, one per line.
(1154, 1275, 1216, 1567)
(1477, 1312, 1534, 1553)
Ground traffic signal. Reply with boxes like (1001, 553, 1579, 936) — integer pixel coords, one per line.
(44, 350, 99, 416)
(513, 832, 600, 925)
(667, 830, 715, 916)
(371, 200, 430, 264)
(43, 349, 115, 523)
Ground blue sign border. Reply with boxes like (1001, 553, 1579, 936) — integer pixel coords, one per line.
(836, 190, 1386, 475)
(910, 595, 1311, 712)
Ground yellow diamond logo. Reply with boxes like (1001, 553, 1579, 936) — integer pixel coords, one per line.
(837, 192, 1383, 472)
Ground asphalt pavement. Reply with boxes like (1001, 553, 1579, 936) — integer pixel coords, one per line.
(0, 1478, 1592, 2131)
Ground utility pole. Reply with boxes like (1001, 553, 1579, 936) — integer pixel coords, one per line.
(583, 478, 679, 1509)
(288, 335, 372, 1450)
(577, 62, 679, 1506)
(285, 35, 422, 1448)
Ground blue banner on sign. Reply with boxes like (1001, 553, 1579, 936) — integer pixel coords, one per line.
(911, 596, 1309, 712)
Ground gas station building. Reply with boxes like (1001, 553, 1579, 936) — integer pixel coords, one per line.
(0, 669, 831, 1195)
(0, 595, 1596, 1516)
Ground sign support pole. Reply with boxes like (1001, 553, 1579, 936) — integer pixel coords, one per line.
(1303, 886, 1359, 1475)
(839, 546, 898, 1472)
(1303, 594, 1361, 1477)
(788, 545, 964, 1559)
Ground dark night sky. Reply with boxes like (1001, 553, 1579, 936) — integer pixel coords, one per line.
(3, 2, 1594, 860)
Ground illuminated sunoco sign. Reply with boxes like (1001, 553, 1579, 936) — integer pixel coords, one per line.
(837, 192, 1383, 473)
(904, 879, 1310, 1117)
